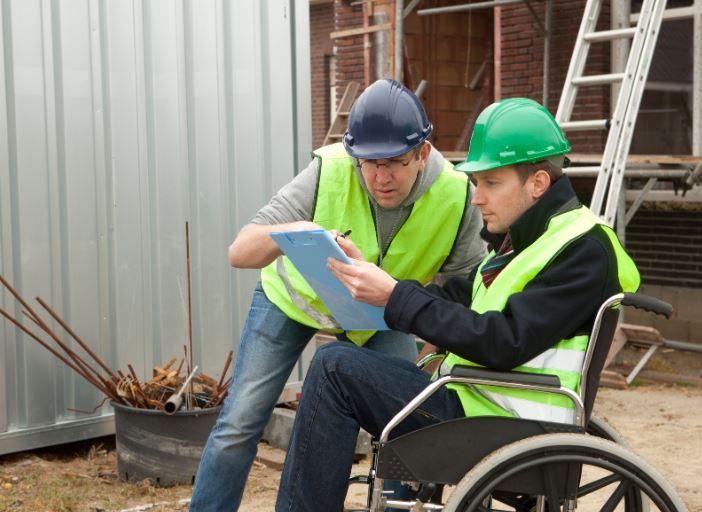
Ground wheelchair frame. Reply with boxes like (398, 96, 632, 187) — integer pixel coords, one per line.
(351, 293, 687, 512)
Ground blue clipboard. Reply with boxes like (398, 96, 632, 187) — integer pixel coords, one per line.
(270, 230, 389, 331)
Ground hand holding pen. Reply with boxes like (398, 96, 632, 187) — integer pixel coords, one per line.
(332, 229, 363, 260)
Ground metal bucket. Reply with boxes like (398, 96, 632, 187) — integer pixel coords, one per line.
(112, 401, 221, 487)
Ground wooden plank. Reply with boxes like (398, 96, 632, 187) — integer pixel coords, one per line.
(442, 150, 468, 162)
(604, 325, 629, 369)
(600, 370, 628, 389)
(619, 323, 665, 346)
(330, 23, 391, 40)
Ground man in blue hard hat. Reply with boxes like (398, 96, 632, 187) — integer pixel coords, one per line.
(189, 79, 486, 511)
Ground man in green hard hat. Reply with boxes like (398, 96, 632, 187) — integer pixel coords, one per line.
(274, 98, 641, 511)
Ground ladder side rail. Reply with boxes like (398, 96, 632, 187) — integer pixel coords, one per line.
(555, 0, 603, 124)
(589, 0, 662, 218)
(323, 81, 360, 146)
(602, 0, 668, 226)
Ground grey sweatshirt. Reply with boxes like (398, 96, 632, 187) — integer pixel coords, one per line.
(251, 145, 486, 278)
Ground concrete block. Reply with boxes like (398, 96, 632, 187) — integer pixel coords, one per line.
(261, 407, 372, 457)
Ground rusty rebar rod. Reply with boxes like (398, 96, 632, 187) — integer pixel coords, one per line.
(0, 276, 112, 395)
(21, 310, 108, 389)
(35, 296, 119, 383)
(127, 364, 150, 408)
(185, 222, 194, 407)
(0, 308, 119, 402)
(216, 350, 234, 392)
(0, 275, 42, 325)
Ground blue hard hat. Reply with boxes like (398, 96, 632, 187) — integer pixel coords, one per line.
(343, 79, 433, 159)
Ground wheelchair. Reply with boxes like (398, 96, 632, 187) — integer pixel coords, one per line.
(348, 293, 688, 512)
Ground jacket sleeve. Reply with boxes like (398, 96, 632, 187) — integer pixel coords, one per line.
(384, 232, 620, 371)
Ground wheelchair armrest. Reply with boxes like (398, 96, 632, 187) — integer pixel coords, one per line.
(416, 350, 447, 371)
(450, 365, 561, 388)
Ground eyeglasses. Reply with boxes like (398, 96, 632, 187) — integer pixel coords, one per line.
(358, 150, 419, 173)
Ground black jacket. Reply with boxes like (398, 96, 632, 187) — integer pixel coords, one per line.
(384, 176, 623, 372)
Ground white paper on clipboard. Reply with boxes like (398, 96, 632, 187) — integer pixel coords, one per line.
(270, 230, 389, 331)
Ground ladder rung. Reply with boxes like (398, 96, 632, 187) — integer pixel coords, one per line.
(559, 119, 609, 131)
(327, 133, 345, 139)
(571, 73, 625, 86)
(337, 111, 350, 117)
(584, 27, 637, 42)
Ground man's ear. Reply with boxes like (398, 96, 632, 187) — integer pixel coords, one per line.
(531, 169, 551, 199)
(419, 142, 431, 167)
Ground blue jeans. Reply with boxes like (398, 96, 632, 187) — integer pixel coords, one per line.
(189, 283, 418, 511)
(275, 342, 463, 512)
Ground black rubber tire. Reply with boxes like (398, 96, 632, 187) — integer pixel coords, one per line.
(443, 433, 687, 512)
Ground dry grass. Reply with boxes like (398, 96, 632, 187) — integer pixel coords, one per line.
(0, 439, 192, 511)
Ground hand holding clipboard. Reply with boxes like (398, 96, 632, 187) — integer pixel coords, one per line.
(270, 230, 389, 331)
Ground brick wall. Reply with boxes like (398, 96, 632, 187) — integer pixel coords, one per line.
(310, 3, 335, 149)
(334, 0, 365, 105)
(500, 0, 610, 153)
(316, 0, 615, 153)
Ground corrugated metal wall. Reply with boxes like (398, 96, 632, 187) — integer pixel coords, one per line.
(0, 0, 311, 454)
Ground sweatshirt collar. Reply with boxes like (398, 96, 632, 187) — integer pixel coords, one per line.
(481, 176, 582, 254)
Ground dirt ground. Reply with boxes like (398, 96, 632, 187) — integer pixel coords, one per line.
(1, 346, 701, 512)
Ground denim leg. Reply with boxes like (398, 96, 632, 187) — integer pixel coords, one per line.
(190, 283, 316, 512)
(363, 330, 420, 509)
(363, 330, 418, 362)
(276, 343, 462, 512)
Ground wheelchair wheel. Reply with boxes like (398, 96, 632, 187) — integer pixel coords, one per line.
(443, 433, 687, 512)
(587, 415, 629, 446)
(586, 416, 649, 512)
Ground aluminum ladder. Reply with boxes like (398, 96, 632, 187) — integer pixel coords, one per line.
(555, 0, 668, 228)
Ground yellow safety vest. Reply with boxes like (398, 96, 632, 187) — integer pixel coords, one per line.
(442, 205, 640, 423)
(261, 143, 468, 345)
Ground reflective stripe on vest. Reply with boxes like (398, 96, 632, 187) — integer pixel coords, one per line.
(261, 143, 469, 344)
(443, 205, 640, 424)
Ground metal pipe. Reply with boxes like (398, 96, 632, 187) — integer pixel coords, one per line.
(417, 0, 521, 16)
(624, 177, 657, 226)
(543, 0, 552, 107)
(394, 0, 404, 81)
(403, 0, 423, 18)
(413, 79, 427, 99)
(663, 339, 702, 353)
(164, 365, 200, 415)
(686, 160, 702, 187)
(565, 168, 691, 178)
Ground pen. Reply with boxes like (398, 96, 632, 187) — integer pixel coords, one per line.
(339, 229, 352, 238)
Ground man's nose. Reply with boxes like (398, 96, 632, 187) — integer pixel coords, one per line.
(375, 167, 393, 183)
(471, 186, 484, 205)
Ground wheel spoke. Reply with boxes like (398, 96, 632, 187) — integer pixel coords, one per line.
(578, 473, 621, 496)
(600, 480, 630, 512)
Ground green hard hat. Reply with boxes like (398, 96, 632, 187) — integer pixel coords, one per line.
(455, 98, 571, 174)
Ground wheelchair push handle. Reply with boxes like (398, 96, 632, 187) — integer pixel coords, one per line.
(621, 293, 673, 318)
